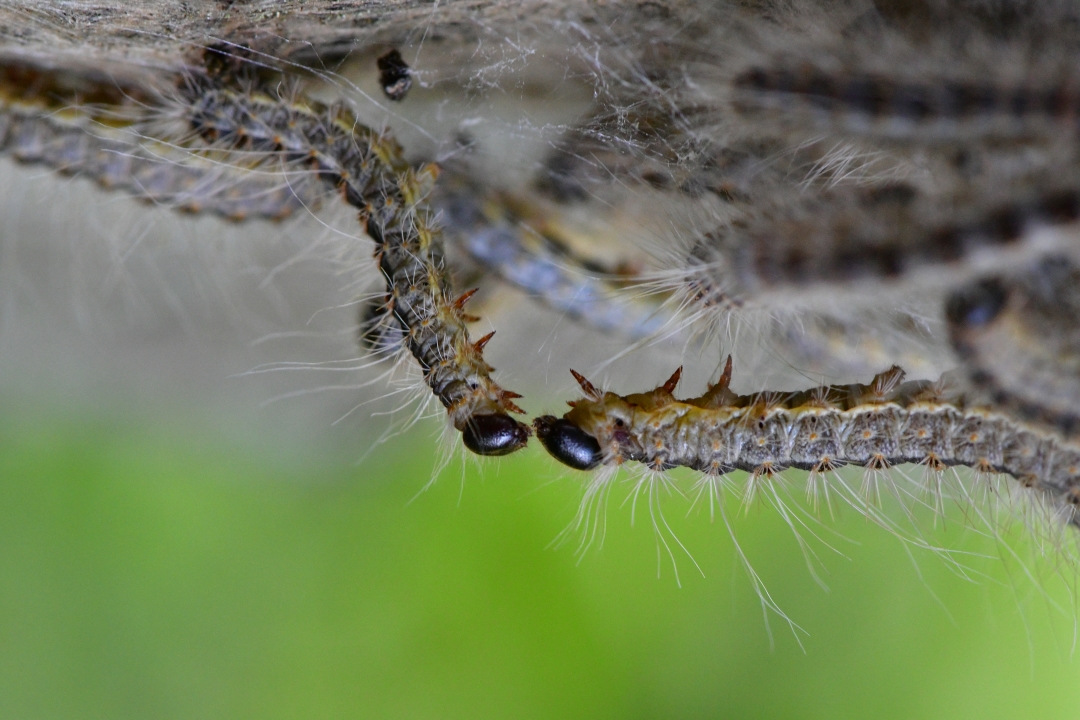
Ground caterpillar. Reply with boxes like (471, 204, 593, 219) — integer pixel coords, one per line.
(180, 72, 532, 455)
(0, 66, 663, 348)
(716, 0, 1080, 146)
(433, 170, 673, 341)
(947, 254, 1080, 438)
(681, 180, 1080, 310)
(731, 63, 1080, 142)
(0, 61, 324, 221)
(0, 106, 325, 221)
(0, 54, 532, 456)
(535, 361, 1080, 528)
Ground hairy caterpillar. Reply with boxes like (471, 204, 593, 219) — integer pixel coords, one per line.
(680, 180, 1080, 311)
(0, 51, 532, 455)
(0, 65, 657, 348)
(7, 3, 1080, 540)
(0, 105, 324, 221)
(433, 171, 673, 341)
(181, 70, 534, 454)
(948, 254, 1080, 438)
(0, 62, 324, 221)
(731, 64, 1080, 142)
(535, 362, 1080, 528)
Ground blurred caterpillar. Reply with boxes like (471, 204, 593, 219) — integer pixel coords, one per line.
(679, 178, 1080, 313)
(947, 254, 1080, 438)
(0, 62, 323, 220)
(731, 64, 1080, 142)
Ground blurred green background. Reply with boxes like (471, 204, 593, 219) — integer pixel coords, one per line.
(3, 397, 1080, 720)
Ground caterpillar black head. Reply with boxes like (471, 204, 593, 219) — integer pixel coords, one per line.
(534, 415, 602, 471)
(946, 276, 1009, 330)
(377, 49, 413, 101)
(461, 413, 531, 456)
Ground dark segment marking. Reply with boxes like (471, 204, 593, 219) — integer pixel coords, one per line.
(692, 183, 1080, 299)
(733, 65, 1080, 139)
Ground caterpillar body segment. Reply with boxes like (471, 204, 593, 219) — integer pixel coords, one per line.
(537, 362, 1080, 523)
(182, 77, 392, 202)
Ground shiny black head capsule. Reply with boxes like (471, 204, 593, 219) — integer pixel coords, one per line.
(461, 413, 530, 456)
(534, 415, 602, 471)
(376, 49, 413, 101)
(946, 277, 1008, 329)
